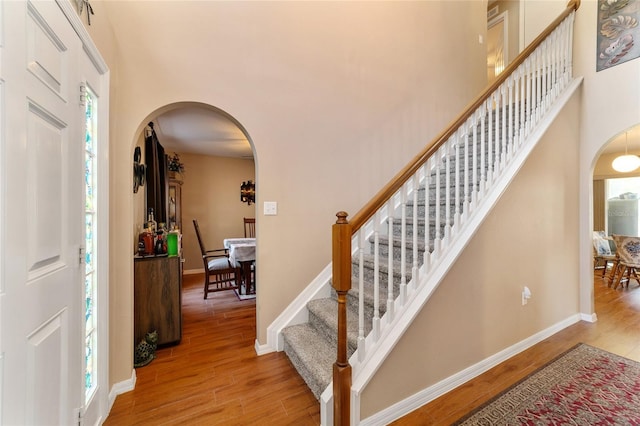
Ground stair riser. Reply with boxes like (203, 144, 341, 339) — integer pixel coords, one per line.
(401, 203, 459, 219)
(375, 242, 426, 265)
(390, 221, 449, 239)
(282, 338, 325, 400)
(345, 290, 391, 328)
(352, 261, 408, 288)
(308, 304, 359, 356)
(412, 185, 473, 202)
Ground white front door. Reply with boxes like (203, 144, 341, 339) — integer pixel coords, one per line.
(1, 1, 92, 424)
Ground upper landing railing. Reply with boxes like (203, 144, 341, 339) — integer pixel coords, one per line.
(330, 1, 581, 424)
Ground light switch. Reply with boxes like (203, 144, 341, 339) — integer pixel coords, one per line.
(264, 201, 278, 216)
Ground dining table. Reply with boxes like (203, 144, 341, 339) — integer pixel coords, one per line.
(223, 237, 256, 294)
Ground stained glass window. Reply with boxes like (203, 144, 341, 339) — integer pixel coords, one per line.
(84, 86, 98, 401)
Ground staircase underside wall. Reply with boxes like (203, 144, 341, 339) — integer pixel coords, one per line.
(360, 91, 582, 420)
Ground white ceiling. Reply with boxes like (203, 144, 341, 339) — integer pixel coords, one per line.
(150, 105, 253, 159)
(601, 126, 640, 155)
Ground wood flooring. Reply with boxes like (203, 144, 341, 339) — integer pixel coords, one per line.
(105, 269, 640, 425)
(104, 273, 320, 425)
(390, 271, 640, 425)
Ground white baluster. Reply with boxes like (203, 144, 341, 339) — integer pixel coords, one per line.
(486, 98, 493, 184)
(399, 190, 407, 305)
(520, 65, 527, 143)
(444, 140, 451, 243)
(507, 76, 514, 159)
(471, 114, 478, 207)
(454, 130, 461, 229)
(494, 92, 501, 176)
(479, 106, 487, 196)
(464, 121, 471, 213)
(386, 202, 394, 323)
(358, 230, 365, 361)
(515, 68, 522, 148)
(535, 48, 541, 123)
(551, 34, 557, 102)
(500, 85, 507, 168)
(542, 40, 548, 111)
(526, 58, 532, 136)
(372, 212, 380, 342)
(568, 14, 575, 84)
(412, 175, 419, 290)
(434, 154, 441, 258)
(422, 162, 431, 273)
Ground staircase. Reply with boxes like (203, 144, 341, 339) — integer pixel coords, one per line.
(282, 115, 503, 399)
(275, 3, 581, 424)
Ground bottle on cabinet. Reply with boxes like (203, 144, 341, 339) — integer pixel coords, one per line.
(147, 208, 157, 235)
(138, 225, 154, 256)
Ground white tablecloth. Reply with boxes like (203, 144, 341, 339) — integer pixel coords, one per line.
(223, 238, 256, 263)
(223, 237, 255, 249)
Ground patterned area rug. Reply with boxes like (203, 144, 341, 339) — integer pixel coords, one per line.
(454, 343, 640, 425)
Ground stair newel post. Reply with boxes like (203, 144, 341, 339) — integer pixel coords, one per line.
(332, 211, 352, 426)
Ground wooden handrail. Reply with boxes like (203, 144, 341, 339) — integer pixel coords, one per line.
(348, 0, 580, 233)
(331, 2, 580, 425)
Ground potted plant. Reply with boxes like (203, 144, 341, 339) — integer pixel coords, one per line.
(167, 153, 185, 179)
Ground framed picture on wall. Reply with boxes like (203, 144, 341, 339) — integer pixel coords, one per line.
(597, 0, 640, 72)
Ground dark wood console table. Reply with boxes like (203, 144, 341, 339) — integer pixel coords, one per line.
(134, 255, 182, 346)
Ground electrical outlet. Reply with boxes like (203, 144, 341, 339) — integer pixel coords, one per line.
(522, 286, 532, 305)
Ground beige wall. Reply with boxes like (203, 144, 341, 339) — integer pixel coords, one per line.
(574, 0, 640, 316)
(521, 1, 566, 46)
(83, 0, 489, 388)
(362, 91, 582, 418)
(179, 154, 256, 271)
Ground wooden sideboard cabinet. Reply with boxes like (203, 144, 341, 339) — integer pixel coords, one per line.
(134, 255, 182, 346)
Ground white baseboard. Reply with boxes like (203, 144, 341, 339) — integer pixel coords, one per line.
(255, 339, 273, 355)
(263, 264, 333, 353)
(359, 313, 581, 426)
(580, 312, 597, 322)
(108, 369, 136, 412)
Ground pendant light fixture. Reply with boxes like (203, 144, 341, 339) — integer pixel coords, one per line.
(612, 132, 640, 173)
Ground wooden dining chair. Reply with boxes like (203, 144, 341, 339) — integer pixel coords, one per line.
(193, 219, 240, 299)
(244, 217, 255, 238)
(611, 234, 640, 290)
(592, 231, 617, 281)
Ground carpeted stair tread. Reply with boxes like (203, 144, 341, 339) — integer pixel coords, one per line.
(281, 322, 335, 400)
(307, 298, 360, 352)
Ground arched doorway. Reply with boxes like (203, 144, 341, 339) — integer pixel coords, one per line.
(131, 102, 257, 344)
(591, 125, 640, 287)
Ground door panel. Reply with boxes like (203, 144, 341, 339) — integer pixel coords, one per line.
(27, 105, 66, 273)
(26, 311, 67, 426)
(2, 1, 83, 424)
(26, 2, 67, 97)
